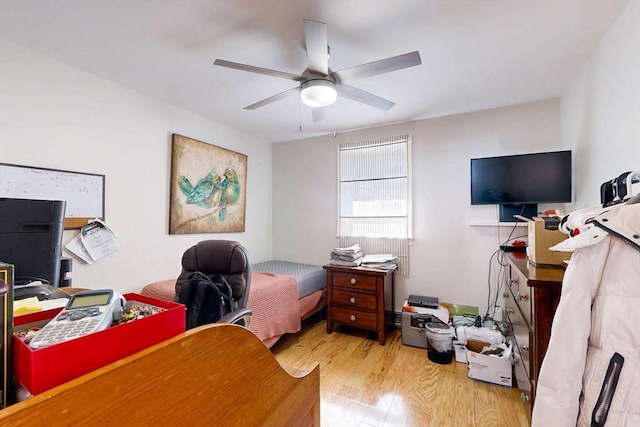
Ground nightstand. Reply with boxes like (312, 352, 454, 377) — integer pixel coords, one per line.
(323, 265, 395, 345)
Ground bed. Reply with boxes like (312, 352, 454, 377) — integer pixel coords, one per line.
(141, 261, 326, 348)
(0, 324, 320, 426)
(251, 261, 327, 346)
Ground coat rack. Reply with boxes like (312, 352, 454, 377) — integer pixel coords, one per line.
(600, 170, 639, 207)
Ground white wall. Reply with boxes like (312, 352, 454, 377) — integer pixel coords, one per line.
(273, 99, 563, 314)
(0, 40, 272, 293)
(561, 0, 640, 207)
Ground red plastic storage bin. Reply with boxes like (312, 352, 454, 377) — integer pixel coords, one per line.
(13, 293, 185, 395)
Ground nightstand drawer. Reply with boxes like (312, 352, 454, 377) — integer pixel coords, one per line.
(332, 272, 377, 291)
(332, 289, 376, 310)
(331, 307, 377, 329)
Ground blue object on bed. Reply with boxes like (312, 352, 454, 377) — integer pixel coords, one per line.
(251, 261, 326, 299)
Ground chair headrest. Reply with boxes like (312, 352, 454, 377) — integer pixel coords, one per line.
(182, 240, 248, 275)
(177, 240, 251, 309)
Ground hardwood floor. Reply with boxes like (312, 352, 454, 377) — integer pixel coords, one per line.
(272, 318, 529, 427)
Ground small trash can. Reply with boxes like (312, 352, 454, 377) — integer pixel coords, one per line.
(425, 322, 455, 364)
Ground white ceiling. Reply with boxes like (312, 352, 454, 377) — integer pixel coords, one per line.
(0, 0, 630, 144)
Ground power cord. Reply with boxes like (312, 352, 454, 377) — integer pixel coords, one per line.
(486, 204, 528, 321)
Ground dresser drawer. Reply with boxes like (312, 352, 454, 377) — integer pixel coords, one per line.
(516, 280, 533, 326)
(332, 272, 377, 292)
(332, 289, 376, 310)
(506, 292, 532, 379)
(331, 307, 377, 330)
(510, 267, 532, 327)
(509, 335, 532, 417)
(504, 252, 564, 417)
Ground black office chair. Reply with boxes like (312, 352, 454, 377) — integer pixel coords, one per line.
(175, 240, 252, 328)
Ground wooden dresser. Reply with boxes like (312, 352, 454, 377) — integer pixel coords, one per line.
(504, 252, 564, 417)
(323, 265, 394, 345)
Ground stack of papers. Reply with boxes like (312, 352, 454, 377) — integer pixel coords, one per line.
(14, 297, 42, 316)
(361, 254, 398, 271)
(14, 296, 69, 316)
(65, 219, 120, 264)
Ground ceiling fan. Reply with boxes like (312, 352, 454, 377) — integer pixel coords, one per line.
(214, 19, 422, 122)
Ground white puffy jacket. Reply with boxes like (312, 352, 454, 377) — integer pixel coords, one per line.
(532, 202, 640, 426)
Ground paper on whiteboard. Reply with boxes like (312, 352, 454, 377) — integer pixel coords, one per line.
(80, 219, 120, 262)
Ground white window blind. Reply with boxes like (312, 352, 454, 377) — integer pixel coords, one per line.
(338, 135, 412, 275)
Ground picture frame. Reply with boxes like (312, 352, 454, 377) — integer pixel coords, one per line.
(169, 134, 247, 234)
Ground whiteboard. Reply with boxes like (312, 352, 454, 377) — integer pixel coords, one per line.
(0, 163, 105, 229)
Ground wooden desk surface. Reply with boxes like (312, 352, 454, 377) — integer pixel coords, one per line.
(0, 324, 320, 426)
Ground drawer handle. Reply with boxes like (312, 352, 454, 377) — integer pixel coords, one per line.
(507, 308, 515, 315)
(518, 293, 529, 302)
(350, 277, 357, 285)
(349, 297, 356, 304)
(520, 392, 530, 403)
(522, 344, 529, 351)
(503, 292, 509, 298)
(350, 314, 357, 322)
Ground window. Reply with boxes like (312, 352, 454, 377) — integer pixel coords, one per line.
(338, 135, 412, 274)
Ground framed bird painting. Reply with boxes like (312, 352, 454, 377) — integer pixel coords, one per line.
(169, 134, 247, 234)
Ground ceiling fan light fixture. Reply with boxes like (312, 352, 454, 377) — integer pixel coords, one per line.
(300, 79, 337, 107)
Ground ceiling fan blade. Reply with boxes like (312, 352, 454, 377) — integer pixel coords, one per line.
(312, 107, 325, 123)
(337, 84, 395, 111)
(244, 87, 301, 110)
(331, 51, 421, 83)
(214, 59, 302, 81)
(304, 19, 328, 75)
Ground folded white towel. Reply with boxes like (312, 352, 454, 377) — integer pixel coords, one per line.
(330, 250, 364, 262)
(329, 258, 363, 267)
(332, 244, 361, 255)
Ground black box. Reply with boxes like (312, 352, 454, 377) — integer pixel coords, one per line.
(407, 294, 439, 309)
(0, 262, 14, 408)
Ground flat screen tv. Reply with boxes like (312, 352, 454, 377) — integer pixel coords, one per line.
(470, 150, 572, 221)
(0, 198, 66, 287)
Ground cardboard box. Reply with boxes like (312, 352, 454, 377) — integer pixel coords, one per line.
(0, 262, 14, 408)
(521, 216, 571, 265)
(13, 293, 185, 395)
(465, 339, 513, 387)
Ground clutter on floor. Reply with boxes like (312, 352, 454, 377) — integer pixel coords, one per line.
(400, 294, 511, 385)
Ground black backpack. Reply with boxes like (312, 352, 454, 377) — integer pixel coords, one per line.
(176, 271, 233, 330)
